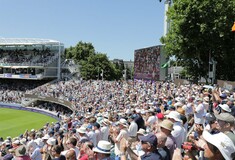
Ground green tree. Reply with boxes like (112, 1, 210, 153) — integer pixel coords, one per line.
(161, 0, 235, 81)
(80, 53, 117, 80)
(65, 41, 95, 63)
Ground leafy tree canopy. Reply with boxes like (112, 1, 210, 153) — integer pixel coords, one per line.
(161, 0, 235, 81)
(65, 41, 95, 63)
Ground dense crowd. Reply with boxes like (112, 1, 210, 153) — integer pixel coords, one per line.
(0, 79, 235, 160)
(0, 79, 51, 103)
(0, 49, 57, 66)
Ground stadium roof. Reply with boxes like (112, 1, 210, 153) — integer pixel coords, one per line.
(0, 38, 63, 46)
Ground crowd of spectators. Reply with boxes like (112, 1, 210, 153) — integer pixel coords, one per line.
(0, 79, 50, 103)
(35, 102, 73, 118)
(0, 79, 235, 160)
(0, 48, 57, 66)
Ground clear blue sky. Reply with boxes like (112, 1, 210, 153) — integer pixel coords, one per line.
(0, 0, 165, 61)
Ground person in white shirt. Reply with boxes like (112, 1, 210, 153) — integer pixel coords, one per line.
(93, 122, 102, 147)
(166, 111, 186, 148)
(111, 118, 129, 159)
(100, 119, 110, 141)
(193, 98, 205, 125)
(146, 109, 158, 132)
(128, 115, 138, 140)
(87, 124, 97, 146)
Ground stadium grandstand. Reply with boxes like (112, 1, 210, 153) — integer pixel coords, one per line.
(0, 38, 64, 80)
(0, 38, 79, 117)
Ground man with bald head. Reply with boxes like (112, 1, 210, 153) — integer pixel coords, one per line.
(65, 150, 76, 160)
(156, 132, 171, 160)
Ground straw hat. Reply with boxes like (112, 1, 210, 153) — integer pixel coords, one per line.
(137, 128, 146, 136)
(176, 108, 185, 115)
(160, 119, 174, 131)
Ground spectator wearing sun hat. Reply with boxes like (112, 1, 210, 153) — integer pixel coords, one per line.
(166, 111, 186, 148)
(219, 104, 232, 113)
(204, 113, 218, 134)
(100, 119, 110, 141)
(215, 113, 235, 145)
(42, 137, 56, 160)
(193, 97, 205, 125)
(15, 145, 31, 160)
(110, 118, 129, 159)
(76, 126, 89, 143)
(159, 119, 176, 158)
(93, 140, 113, 160)
(202, 130, 235, 160)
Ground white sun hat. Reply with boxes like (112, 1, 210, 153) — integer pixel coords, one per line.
(42, 134, 50, 140)
(93, 140, 112, 154)
(166, 111, 182, 122)
(34, 138, 44, 148)
(46, 138, 56, 146)
(219, 104, 231, 112)
(76, 127, 87, 134)
(119, 118, 129, 127)
(203, 130, 235, 160)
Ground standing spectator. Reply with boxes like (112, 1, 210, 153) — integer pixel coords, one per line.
(93, 122, 102, 147)
(124, 133, 162, 160)
(100, 119, 110, 141)
(28, 141, 42, 160)
(159, 119, 176, 158)
(111, 119, 129, 160)
(166, 111, 186, 148)
(128, 115, 138, 142)
(155, 132, 171, 160)
(65, 150, 76, 160)
(215, 113, 235, 145)
(93, 140, 113, 160)
(193, 98, 205, 125)
(64, 138, 79, 158)
(87, 125, 96, 146)
(134, 109, 146, 130)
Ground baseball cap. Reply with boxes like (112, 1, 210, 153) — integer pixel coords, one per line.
(220, 93, 227, 99)
(157, 113, 164, 120)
